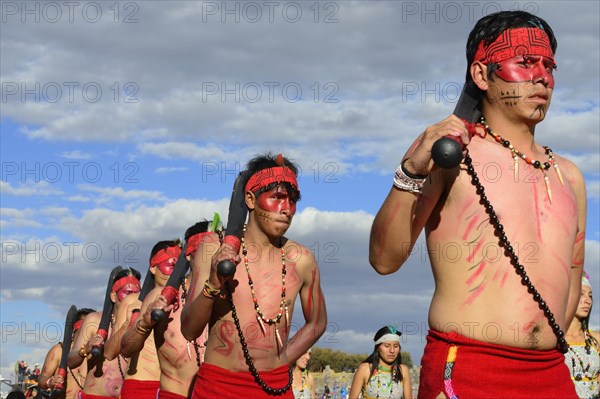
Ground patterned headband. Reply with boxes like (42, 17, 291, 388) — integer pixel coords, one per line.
(473, 27, 554, 65)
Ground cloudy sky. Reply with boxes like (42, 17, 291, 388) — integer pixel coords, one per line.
(1, 0, 598, 381)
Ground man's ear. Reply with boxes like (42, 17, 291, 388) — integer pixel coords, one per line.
(471, 61, 489, 91)
(110, 291, 117, 304)
(245, 191, 256, 210)
(149, 265, 156, 275)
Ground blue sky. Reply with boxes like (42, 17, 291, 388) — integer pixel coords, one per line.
(1, 0, 599, 382)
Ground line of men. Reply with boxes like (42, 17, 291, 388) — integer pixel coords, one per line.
(39, 153, 327, 399)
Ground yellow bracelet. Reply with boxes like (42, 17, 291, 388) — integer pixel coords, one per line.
(202, 280, 225, 299)
(78, 344, 88, 358)
(135, 320, 151, 335)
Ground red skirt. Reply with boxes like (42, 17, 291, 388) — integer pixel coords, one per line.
(192, 363, 293, 399)
(120, 378, 160, 399)
(157, 390, 187, 399)
(78, 393, 116, 399)
(418, 329, 578, 399)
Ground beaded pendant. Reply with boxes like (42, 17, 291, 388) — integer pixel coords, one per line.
(479, 116, 564, 203)
(241, 225, 289, 348)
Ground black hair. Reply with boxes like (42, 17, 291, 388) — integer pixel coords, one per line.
(463, 11, 557, 106)
(149, 239, 182, 263)
(113, 267, 141, 284)
(580, 289, 600, 354)
(242, 152, 301, 203)
(363, 326, 403, 383)
(185, 221, 211, 241)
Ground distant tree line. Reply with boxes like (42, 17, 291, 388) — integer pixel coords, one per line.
(308, 347, 413, 372)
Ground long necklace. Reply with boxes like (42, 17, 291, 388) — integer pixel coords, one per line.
(479, 116, 564, 203)
(241, 224, 289, 348)
(464, 150, 568, 353)
(225, 281, 293, 395)
(110, 316, 126, 379)
(374, 366, 395, 399)
(568, 344, 592, 381)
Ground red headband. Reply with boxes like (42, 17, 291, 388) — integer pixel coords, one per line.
(245, 166, 299, 194)
(186, 232, 211, 256)
(474, 27, 554, 65)
(73, 319, 83, 332)
(111, 275, 141, 293)
(150, 246, 181, 267)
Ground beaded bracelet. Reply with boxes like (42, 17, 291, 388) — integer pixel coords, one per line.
(393, 159, 427, 193)
(78, 345, 88, 358)
(135, 320, 151, 335)
(202, 280, 225, 299)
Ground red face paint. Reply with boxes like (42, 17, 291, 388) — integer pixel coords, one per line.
(156, 257, 177, 276)
(495, 55, 555, 88)
(256, 185, 297, 216)
(116, 283, 140, 302)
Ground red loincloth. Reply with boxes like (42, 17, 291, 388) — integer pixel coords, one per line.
(119, 379, 160, 399)
(192, 363, 293, 399)
(157, 389, 187, 399)
(78, 393, 117, 399)
(418, 329, 578, 399)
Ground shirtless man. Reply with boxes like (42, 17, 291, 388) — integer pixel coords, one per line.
(67, 268, 141, 398)
(181, 153, 328, 399)
(135, 222, 213, 399)
(38, 307, 94, 399)
(369, 11, 585, 399)
(110, 240, 182, 399)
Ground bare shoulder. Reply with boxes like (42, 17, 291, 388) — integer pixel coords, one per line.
(555, 154, 585, 188)
(356, 362, 371, 376)
(400, 364, 410, 376)
(590, 330, 600, 343)
(85, 311, 101, 323)
(284, 238, 317, 269)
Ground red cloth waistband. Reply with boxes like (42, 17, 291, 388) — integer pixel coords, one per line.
(120, 379, 160, 399)
(158, 390, 188, 399)
(192, 363, 293, 399)
(79, 393, 117, 399)
(418, 329, 577, 399)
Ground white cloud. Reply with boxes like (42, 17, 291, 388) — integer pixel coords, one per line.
(0, 181, 63, 196)
(59, 150, 93, 160)
(154, 166, 188, 174)
(77, 184, 167, 202)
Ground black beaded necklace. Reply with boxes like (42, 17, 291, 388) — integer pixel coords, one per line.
(224, 281, 293, 395)
(464, 149, 568, 353)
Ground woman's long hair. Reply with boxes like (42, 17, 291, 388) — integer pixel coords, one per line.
(363, 326, 403, 383)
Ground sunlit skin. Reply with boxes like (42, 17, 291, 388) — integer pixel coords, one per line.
(378, 341, 400, 366)
(296, 350, 310, 369)
(66, 286, 140, 397)
(575, 286, 593, 320)
(181, 171, 328, 385)
(369, 35, 586, 354)
(152, 257, 176, 287)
